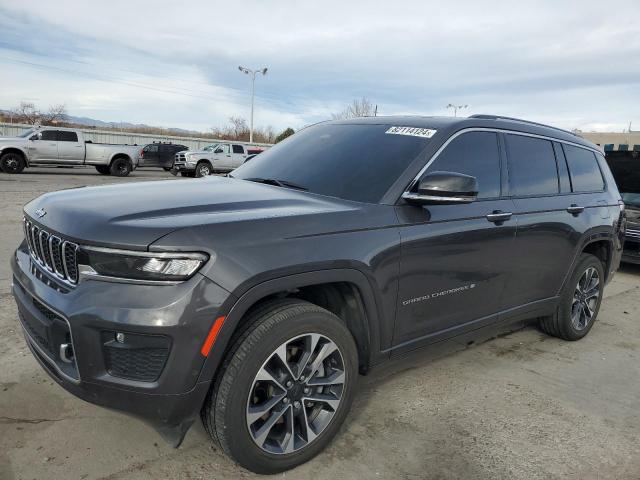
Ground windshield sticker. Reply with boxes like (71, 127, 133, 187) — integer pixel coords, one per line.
(385, 126, 437, 138)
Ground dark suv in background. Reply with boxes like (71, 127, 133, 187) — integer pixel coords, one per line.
(11, 115, 624, 473)
(605, 150, 640, 263)
(140, 142, 188, 171)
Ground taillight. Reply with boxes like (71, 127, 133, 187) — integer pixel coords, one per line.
(140, 149, 145, 158)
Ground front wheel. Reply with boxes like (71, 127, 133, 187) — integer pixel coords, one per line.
(195, 161, 212, 177)
(109, 157, 132, 177)
(540, 253, 604, 341)
(0, 152, 26, 174)
(202, 300, 358, 474)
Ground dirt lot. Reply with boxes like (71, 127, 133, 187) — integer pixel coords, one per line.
(1, 167, 639, 479)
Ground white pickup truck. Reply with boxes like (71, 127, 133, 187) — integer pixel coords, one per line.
(0, 126, 141, 176)
(171, 142, 268, 177)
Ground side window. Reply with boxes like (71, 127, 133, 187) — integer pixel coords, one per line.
(232, 144, 245, 154)
(145, 145, 159, 153)
(553, 142, 572, 193)
(562, 144, 605, 192)
(40, 130, 58, 141)
(427, 131, 501, 199)
(58, 131, 78, 142)
(218, 144, 230, 154)
(506, 134, 558, 196)
(618, 144, 629, 151)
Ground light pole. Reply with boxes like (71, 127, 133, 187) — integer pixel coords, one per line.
(446, 103, 468, 117)
(238, 66, 268, 143)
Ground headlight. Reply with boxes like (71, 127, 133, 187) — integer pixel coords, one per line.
(78, 247, 209, 283)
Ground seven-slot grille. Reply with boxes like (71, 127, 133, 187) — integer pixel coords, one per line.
(626, 227, 640, 241)
(23, 217, 79, 285)
(174, 152, 186, 164)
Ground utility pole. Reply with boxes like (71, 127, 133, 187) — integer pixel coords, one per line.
(238, 66, 268, 143)
(446, 103, 468, 117)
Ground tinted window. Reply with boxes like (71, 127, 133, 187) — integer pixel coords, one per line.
(427, 132, 501, 198)
(563, 144, 604, 192)
(232, 144, 244, 154)
(58, 131, 78, 142)
(634, 145, 640, 152)
(145, 145, 159, 153)
(553, 142, 572, 193)
(619, 144, 629, 151)
(233, 123, 432, 203)
(604, 144, 614, 152)
(40, 130, 57, 141)
(506, 134, 558, 196)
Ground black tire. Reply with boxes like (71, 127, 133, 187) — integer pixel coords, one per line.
(202, 299, 358, 474)
(540, 253, 605, 341)
(95, 165, 110, 175)
(163, 167, 172, 172)
(195, 161, 212, 178)
(181, 172, 195, 178)
(109, 157, 132, 177)
(1, 152, 26, 174)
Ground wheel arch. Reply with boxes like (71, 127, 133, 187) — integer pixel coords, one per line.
(108, 153, 133, 166)
(0, 147, 29, 166)
(560, 232, 615, 294)
(197, 268, 384, 385)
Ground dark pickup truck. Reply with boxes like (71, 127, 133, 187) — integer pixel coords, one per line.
(11, 115, 624, 473)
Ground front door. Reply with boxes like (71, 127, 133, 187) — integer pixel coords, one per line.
(215, 143, 232, 169)
(393, 131, 517, 349)
(142, 145, 160, 167)
(57, 130, 84, 164)
(28, 130, 58, 163)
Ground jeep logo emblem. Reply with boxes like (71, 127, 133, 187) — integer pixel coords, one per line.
(34, 208, 47, 218)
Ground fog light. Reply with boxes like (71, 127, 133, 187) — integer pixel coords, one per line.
(116, 332, 125, 343)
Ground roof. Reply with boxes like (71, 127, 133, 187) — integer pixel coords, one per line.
(329, 114, 599, 150)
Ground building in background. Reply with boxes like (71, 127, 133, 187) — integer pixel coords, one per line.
(576, 130, 640, 152)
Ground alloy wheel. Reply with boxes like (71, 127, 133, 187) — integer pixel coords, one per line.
(246, 333, 346, 454)
(571, 266, 600, 330)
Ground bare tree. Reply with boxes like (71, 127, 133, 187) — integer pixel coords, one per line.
(12, 102, 40, 125)
(42, 104, 68, 124)
(331, 97, 377, 120)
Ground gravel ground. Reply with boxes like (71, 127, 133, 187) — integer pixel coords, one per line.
(1, 167, 639, 479)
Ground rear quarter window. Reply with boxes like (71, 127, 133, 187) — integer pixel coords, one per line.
(563, 144, 604, 192)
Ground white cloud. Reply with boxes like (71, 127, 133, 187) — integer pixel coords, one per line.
(0, 0, 639, 132)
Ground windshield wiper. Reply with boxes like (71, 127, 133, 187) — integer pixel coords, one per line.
(245, 177, 308, 191)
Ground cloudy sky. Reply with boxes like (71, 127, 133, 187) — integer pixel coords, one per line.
(0, 0, 638, 133)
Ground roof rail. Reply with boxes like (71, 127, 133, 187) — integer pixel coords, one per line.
(469, 114, 581, 138)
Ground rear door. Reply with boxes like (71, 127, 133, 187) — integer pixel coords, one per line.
(28, 130, 59, 163)
(231, 144, 247, 169)
(56, 131, 84, 164)
(502, 133, 596, 308)
(142, 144, 160, 167)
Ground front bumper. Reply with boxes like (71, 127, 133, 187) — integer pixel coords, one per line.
(11, 243, 232, 446)
(170, 162, 196, 175)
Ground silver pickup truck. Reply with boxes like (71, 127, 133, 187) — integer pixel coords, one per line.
(0, 126, 141, 176)
(172, 142, 268, 177)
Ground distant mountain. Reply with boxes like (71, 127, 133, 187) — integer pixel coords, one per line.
(0, 109, 203, 136)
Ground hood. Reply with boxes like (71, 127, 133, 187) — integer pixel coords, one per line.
(0, 136, 27, 144)
(24, 176, 357, 250)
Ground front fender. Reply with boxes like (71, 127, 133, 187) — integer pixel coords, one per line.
(196, 267, 386, 385)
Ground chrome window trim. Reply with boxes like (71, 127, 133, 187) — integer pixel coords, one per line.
(404, 127, 604, 195)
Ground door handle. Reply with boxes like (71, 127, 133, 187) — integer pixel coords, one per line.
(486, 210, 513, 223)
(567, 204, 584, 215)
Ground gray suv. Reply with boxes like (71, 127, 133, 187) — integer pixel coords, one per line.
(11, 115, 625, 473)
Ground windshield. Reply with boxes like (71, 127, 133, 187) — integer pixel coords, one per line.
(202, 144, 219, 152)
(232, 123, 432, 203)
(18, 128, 36, 138)
(622, 192, 640, 208)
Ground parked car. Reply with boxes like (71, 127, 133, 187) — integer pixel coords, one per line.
(12, 115, 624, 473)
(172, 142, 268, 177)
(605, 150, 640, 263)
(140, 142, 188, 171)
(0, 126, 140, 176)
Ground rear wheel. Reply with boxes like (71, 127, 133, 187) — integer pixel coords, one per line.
(195, 161, 212, 177)
(1, 152, 26, 174)
(540, 253, 604, 341)
(109, 157, 132, 177)
(95, 165, 110, 175)
(163, 167, 172, 172)
(202, 300, 358, 474)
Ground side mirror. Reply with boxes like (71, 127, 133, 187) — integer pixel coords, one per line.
(403, 171, 478, 205)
